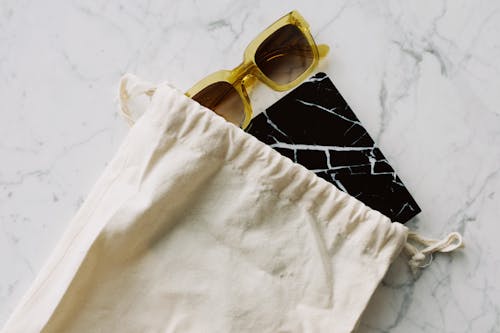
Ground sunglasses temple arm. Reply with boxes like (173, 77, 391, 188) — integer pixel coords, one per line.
(240, 75, 259, 95)
(318, 44, 330, 58)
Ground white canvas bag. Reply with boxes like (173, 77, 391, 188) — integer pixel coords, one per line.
(1, 74, 463, 333)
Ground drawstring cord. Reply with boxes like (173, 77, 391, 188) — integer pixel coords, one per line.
(119, 74, 157, 126)
(404, 231, 464, 274)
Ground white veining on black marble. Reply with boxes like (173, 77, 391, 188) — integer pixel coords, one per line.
(247, 72, 421, 223)
(1, 1, 500, 332)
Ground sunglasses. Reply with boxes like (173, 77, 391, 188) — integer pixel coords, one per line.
(186, 10, 329, 129)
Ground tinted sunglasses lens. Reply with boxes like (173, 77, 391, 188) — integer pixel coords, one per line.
(191, 82, 245, 126)
(255, 24, 314, 85)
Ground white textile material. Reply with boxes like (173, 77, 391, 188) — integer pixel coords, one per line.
(1, 75, 411, 333)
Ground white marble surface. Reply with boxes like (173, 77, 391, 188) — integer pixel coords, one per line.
(1, 0, 499, 331)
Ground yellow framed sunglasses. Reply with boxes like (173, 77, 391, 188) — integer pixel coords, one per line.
(186, 10, 329, 129)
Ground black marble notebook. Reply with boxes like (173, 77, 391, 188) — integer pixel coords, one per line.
(246, 72, 420, 223)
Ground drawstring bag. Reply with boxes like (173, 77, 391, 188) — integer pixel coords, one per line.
(1, 74, 463, 333)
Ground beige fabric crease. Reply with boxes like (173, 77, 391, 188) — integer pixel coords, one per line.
(1, 75, 409, 333)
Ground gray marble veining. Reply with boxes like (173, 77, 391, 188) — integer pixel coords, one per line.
(1, 1, 499, 332)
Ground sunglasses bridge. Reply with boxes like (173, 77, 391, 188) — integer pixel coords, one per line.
(229, 61, 260, 92)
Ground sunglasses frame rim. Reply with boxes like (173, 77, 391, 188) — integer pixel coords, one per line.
(186, 10, 323, 129)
